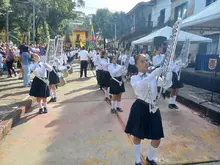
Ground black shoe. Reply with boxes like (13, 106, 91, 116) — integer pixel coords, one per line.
(173, 104, 178, 109)
(117, 107, 123, 112)
(39, 108, 43, 114)
(49, 97, 57, 102)
(168, 104, 174, 109)
(43, 107, 48, 113)
(53, 97, 57, 102)
(111, 108, 115, 113)
(162, 93, 166, 99)
(135, 162, 142, 165)
(146, 157, 157, 165)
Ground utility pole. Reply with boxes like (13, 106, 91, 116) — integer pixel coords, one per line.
(114, 23, 117, 49)
(33, 0, 36, 42)
(6, 10, 9, 42)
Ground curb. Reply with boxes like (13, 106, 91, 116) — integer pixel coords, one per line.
(0, 98, 32, 142)
(165, 90, 220, 125)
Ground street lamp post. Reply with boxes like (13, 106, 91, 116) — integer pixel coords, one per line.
(6, 10, 9, 42)
(6, 10, 12, 42)
(33, 0, 36, 42)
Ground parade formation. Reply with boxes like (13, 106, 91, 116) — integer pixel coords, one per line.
(0, 0, 220, 165)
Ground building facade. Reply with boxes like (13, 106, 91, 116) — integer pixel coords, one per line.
(120, 2, 154, 49)
(151, 0, 171, 28)
(121, 0, 220, 54)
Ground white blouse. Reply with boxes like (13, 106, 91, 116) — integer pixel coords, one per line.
(172, 60, 183, 74)
(130, 68, 163, 113)
(101, 58, 110, 71)
(129, 56, 135, 65)
(153, 54, 165, 67)
(31, 61, 53, 78)
(93, 55, 102, 70)
(108, 63, 124, 78)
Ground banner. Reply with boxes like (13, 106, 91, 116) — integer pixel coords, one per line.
(90, 24, 95, 41)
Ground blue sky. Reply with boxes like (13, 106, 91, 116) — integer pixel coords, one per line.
(77, 0, 149, 15)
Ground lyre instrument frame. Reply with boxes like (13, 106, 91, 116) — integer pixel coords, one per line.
(155, 10, 187, 106)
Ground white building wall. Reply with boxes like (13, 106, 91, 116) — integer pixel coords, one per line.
(194, 0, 206, 14)
(152, 0, 171, 27)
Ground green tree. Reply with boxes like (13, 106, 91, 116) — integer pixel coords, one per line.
(92, 9, 113, 40)
(93, 9, 129, 41)
(5, 0, 85, 43)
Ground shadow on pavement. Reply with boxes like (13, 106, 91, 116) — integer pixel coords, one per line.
(0, 90, 29, 99)
(41, 87, 134, 165)
(64, 84, 98, 96)
(0, 85, 25, 92)
(0, 81, 22, 87)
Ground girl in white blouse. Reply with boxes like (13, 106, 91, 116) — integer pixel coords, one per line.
(29, 54, 53, 114)
(108, 56, 125, 113)
(125, 54, 164, 165)
(100, 51, 111, 104)
(169, 56, 184, 109)
(128, 55, 138, 78)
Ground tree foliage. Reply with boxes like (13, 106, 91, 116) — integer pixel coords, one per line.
(0, 0, 85, 43)
(92, 9, 129, 40)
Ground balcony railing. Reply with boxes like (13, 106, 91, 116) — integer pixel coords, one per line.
(130, 21, 153, 33)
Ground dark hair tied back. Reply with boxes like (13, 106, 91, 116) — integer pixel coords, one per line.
(135, 54, 142, 64)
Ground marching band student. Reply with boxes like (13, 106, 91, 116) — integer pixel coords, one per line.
(128, 55, 138, 78)
(125, 54, 164, 165)
(100, 51, 111, 104)
(152, 50, 165, 68)
(94, 51, 103, 89)
(48, 66, 60, 102)
(169, 56, 184, 109)
(108, 56, 125, 113)
(29, 54, 53, 114)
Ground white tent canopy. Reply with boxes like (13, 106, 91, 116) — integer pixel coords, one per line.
(182, 0, 220, 28)
(132, 26, 212, 45)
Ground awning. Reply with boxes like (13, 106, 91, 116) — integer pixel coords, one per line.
(132, 26, 212, 45)
(182, 0, 220, 28)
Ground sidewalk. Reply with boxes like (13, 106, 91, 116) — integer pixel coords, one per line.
(0, 68, 135, 165)
(0, 76, 32, 122)
(0, 65, 219, 165)
(167, 84, 220, 124)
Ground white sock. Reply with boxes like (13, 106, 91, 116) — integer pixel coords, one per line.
(148, 144, 157, 161)
(116, 101, 121, 108)
(170, 96, 174, 104)
(104, 89, 108, 98)
(107, 88, 110, 97)
(134, 144, 141, 164)
(53, 90, 56, 98)
(173, 96, 176, 104)
(50, 90, 54, 98)
(39, 101, 43, 109)
(43, 102, 47, 108)
(111, 101, 116, 109)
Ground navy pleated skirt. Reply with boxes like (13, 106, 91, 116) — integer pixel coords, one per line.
(100, 71, 111, 88)
(171, 72, 184, 89)
(29, 77, 50, 98)
(48, 70, 60, 85)
(125, 99, 164, 140)
(109, 76, 125, 95)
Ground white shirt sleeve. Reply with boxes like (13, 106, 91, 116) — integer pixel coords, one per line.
(108, 64, 123, 77)
(44, 63, 53, 72)
(131, 68, 162, 90)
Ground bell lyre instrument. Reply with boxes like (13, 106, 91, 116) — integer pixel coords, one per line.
(176, 39, 191, 80)
(155, 10, 187, 107)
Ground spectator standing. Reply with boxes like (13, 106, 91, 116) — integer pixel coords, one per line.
(21, 45, 32, 87)
(78, 46, 89, 78)
(5, 44, 16, 78)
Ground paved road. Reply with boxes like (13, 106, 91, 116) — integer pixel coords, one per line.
(0, 64, 219, 165)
